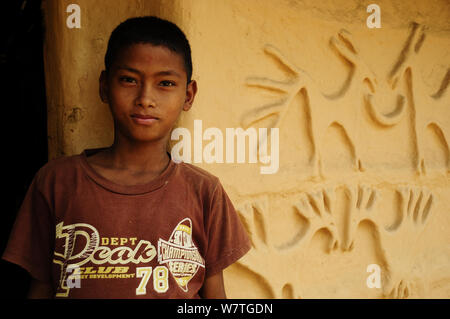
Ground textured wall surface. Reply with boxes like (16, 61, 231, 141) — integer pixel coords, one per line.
(43, 0, 450, 298)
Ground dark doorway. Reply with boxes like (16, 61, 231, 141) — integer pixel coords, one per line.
(1, 0, 48, 298)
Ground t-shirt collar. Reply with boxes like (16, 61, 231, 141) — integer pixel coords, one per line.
(78, 148, 177, 195)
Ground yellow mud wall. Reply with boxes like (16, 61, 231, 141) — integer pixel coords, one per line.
(43, 0, 450, 298)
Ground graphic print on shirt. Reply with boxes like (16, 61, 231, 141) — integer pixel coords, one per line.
(52, 219, 205, 297)
(157, 218, 205, 292)
(53, 221, 158, 297)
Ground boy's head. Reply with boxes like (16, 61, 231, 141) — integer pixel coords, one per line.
(100, 16, 197, 145)
(104, 16, 193, 84)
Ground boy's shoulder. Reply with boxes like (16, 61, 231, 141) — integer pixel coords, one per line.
(35, 153, 82, 182)
(175, 161, 221, 188)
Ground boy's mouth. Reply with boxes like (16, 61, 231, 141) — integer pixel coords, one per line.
(131, 113, 159, 125)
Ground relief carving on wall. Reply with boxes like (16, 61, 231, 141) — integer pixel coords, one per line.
(234, 22, 448, 298)
(236, 185, 435, 298)
(241, 22, 449, 177)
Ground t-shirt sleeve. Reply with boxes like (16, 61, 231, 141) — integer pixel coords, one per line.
(2, 169, 54, 283)
(204, 181, 251, 278)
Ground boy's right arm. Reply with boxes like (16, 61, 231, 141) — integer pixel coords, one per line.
(27, 279, 54, 299)
(3, 167, 55, 299)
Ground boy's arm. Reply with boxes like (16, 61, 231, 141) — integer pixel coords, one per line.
(199, 271, 226, 299)
(27, 278, 54, 299)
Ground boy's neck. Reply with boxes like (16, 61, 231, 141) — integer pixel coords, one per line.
(104, 138, 170, 174)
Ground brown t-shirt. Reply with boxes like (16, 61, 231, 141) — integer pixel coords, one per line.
(3, 150, 251, 298)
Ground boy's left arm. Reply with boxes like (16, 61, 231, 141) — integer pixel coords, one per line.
(200, 180, 252, 299)
(199, 271, 226, 299)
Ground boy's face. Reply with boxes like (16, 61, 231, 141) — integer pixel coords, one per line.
(100, 43, 196, 145)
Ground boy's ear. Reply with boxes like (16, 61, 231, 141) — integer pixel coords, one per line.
(183, 80, 197, 111)
(99, 70, 109, 103)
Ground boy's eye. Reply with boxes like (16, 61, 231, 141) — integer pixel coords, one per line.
(159, 80, 176, 87)
(119, 76, 137, 84)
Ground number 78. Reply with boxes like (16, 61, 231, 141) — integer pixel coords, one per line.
(136, 266, 169, 295)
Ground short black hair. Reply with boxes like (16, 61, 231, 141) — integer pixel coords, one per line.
(104, 16, 193, 83)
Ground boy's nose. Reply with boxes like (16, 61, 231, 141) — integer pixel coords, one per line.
(136, 84, 156, 108)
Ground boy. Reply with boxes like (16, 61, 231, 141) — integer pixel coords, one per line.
(2, 16, 251, 298)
